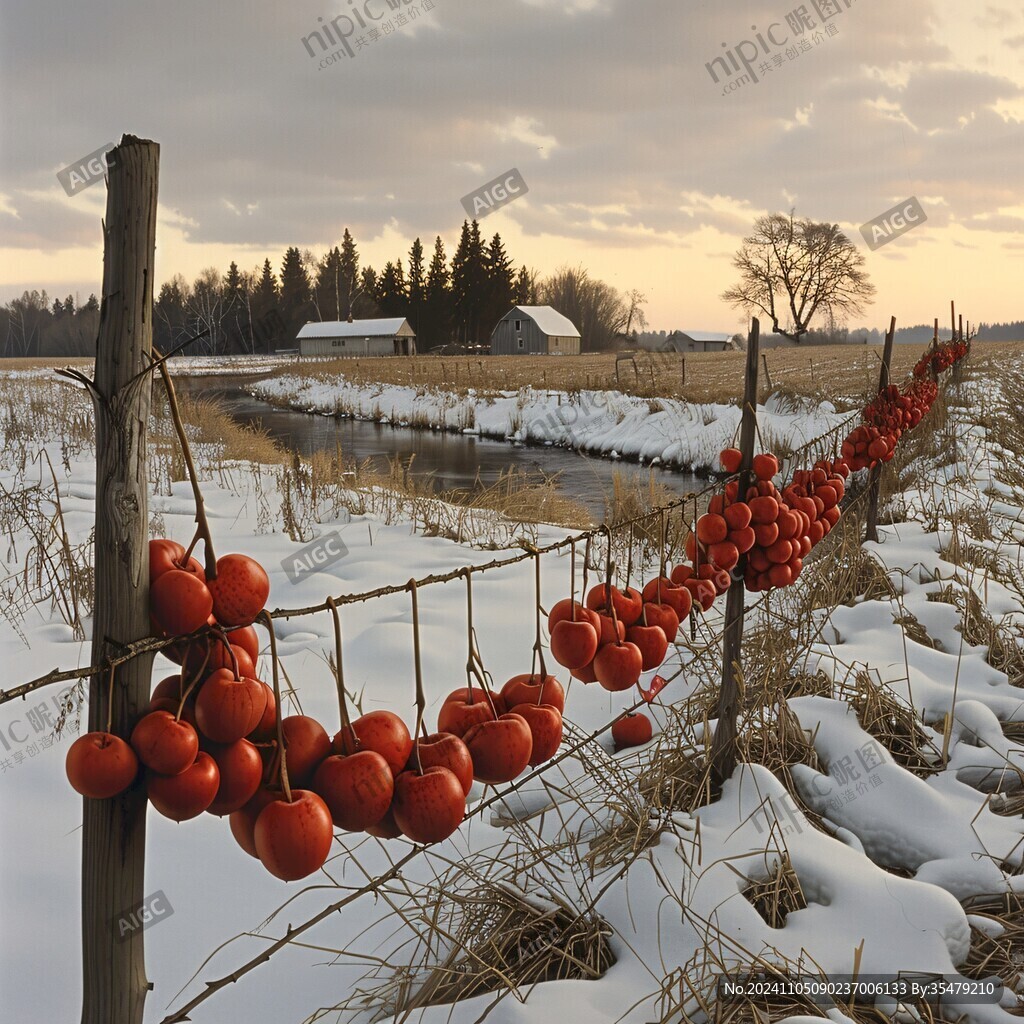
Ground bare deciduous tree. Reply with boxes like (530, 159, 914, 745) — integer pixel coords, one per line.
(186, 267, 228, 355)
(539, 266, 629, 350)
(722, 212, 875, 342)
(623, 289, 648, 340)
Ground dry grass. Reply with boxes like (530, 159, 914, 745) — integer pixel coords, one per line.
(151, 387, 290, 470)
(320, 857, 617, 1022)
(960, 893, 1024, 995)
(929, 582, 1024, 689)
(741, 855, 808, 928)
(0, 357, 92, 371)
(386, 884, 615, 1012)
(838, 671, 942, 774)
(268, 342, 1024, 408)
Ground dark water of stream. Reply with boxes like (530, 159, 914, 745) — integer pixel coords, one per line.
(173, 375, 705, 518)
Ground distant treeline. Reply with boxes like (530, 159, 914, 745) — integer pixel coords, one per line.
(0, 292, 100, 358)
(811, 323, 1022, 345)
(1, 223, 648, 358)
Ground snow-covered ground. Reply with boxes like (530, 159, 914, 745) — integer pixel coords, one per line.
(251, 373, 852, 473)
(1, 361, 1023, 1024)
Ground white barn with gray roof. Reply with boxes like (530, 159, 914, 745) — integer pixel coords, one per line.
(297, 318, 416, 357)
(490, 305, 581, 355)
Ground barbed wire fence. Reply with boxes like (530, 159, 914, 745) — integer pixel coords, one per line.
(0, 290, 969, 1023)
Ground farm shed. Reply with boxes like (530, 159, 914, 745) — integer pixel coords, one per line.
(490, 306, 581, 356)
(663, 331, 738, 353)
(297, 318, 416, 356)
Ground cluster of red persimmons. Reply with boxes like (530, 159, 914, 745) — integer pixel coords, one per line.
(63, 541, 590, 880)
(62, 339, 966, 881)
(546, 339, 968, 692)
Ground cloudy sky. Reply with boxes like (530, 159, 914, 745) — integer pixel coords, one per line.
(1, 0, 1022, 332)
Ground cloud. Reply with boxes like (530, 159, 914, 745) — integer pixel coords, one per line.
(0, 0, 1022, 324)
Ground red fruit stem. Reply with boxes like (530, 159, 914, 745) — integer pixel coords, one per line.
(569, 539, 577, 623)
(691, 494, 701, 576)
(625, 523, 634, 591)
(177, 643, 211, 719)
(154, 348, 219, 580)
(211, 627, 240, 679)
(263, 742, 281, 791)
(104, 664, 116, 734)
(408, 580, 425, 775)
(532, 553, 548, 705)
(657, 510, 667, 600)
(581, 535, 591, 605)
(463, 570, 499, 720)
(608, 590, 623, 647)
(602, 525, 614, 616)
(257, 611, 291, 802)
(181, 529, 200, 566)
(463, 567, 475, 706)
(326, 597, 358, 750)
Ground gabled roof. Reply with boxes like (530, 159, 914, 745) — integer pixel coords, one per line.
(297, 318, 411, 339)
(504, 305, 581, 338)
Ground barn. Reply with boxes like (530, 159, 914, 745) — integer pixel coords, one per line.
(490, 306, 581, 356)
(297, 318, 416, 357)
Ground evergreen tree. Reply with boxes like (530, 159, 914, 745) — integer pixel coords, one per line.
(451, 220, 486, 346)
(257, 258, 279, 304)
(360, 266, 381, 311)
(316, 246, 343, 321)
(484, 232, 515, 335)
(224, 261, 242, 300)
(251, 260, 281, 353)
(407, 238, 425, 336)
(339, 229, 360, 318)
(377, 260, 407, 316)
(514, 266, 538, 305)
(83, 294, 99, 313)
(280, 247, 312, 340)
(423, 235, 451, 349)
(280, 247, 310, 313)
(467, 220, 485, 344)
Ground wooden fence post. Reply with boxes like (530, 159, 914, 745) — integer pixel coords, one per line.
(864, 316, 896, 544)
(710, 318, 760, 791)
(80, 135, 159, 1024)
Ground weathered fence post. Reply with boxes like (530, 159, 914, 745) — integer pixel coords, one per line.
(81, 135, 159, 1024)
(710, 318, 760, 791)
(865, 316, 896, 544)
